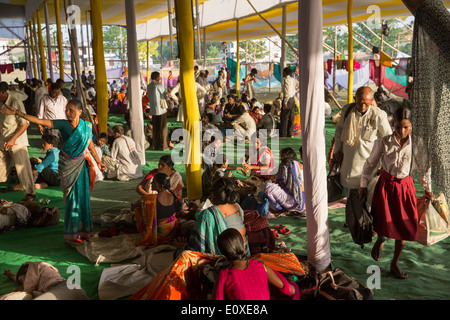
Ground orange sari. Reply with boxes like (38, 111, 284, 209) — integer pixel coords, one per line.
(128, 250, 307, 300)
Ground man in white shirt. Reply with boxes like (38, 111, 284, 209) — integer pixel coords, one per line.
(0, 81, 36, 200)
(332, 86, 392, 202)
(37, 82, 68, 135)
(103, 125, 143, 181)
(147, 71, 169, 151)
(229, 104, 257, 142)
(170, 80, 207, 122)
(194, 66, 200, 81)
(280, 67, 299, 138)
(34, 80, 48, 117)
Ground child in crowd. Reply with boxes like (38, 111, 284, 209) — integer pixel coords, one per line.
(96, 132, 111, 158)
(214, 228, 299, 300)
(359, 107, 433, 279)
(0, 134, 60, 193)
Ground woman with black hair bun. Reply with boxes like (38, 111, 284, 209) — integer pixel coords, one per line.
(135, 154, 184, 198)
(180, 177, 249, 257)
(135, 172, 182, 247)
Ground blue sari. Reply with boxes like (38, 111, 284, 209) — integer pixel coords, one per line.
(183, 205, 250, 257)
(54, 119, 94, 242)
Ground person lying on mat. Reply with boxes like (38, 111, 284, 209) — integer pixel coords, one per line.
(2, 262, 89, 300)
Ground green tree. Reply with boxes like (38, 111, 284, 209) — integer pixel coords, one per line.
(103, 26, 127, 61)
(239, 40, 267, 61)
(138, 41, 159, 63)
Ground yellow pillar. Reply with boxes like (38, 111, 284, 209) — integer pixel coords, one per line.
(175, 0, 202, 200)
(90, 0, 108, 134)
(146, 40, 150, 85)
(347, 0, 354, 103)
(236, 20, 240, 98)
(28, 23, 37, 79)
(54, 0, 64, 80)
(36, 11, 48, 82)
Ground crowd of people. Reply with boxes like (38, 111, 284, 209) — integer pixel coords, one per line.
(0, 59, 433, 300)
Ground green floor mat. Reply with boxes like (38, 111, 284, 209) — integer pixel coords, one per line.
(0, 111, 449, 300)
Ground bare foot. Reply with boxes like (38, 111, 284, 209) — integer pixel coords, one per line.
(34, 183, 48, 189)
(390, 262, 408, 279)
(371, 240, 384, 261)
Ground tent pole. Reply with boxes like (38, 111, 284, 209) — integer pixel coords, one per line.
(79, 13, 86, 71)
(86, 11, 91, 66)
(268, 38, 271, 93)
(195, 0, 201, 60)
(32, 18, 42, 80)
(359, 21, 399, 54)
(146, 40, 150, 85)
(63, 0, 95, 135)
(54, 0, 65, 80)
(160, 37, 163, 69)
(333, 26, 337, 92)
(167, 0, 174, 59)
(347, 0, 354, 103)
(66, 0, 82, 101)
(28, 23, 37, 79)
(203, 27, 206, 69)
(90, 0, 108, 134)
(174, 0, 202, 200)
(281, 5, 287, 85)
(125, 0, 146, 165)
(36, 11, 48, 82)
(299, 0, 331, 273)
(24, 31, 33, 79)
(44, 1, 54, 82)
(236, 20, 240, 98)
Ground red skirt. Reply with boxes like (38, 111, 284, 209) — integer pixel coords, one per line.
(371, 170, 418, 241)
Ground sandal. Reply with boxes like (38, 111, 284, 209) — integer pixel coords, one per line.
(270, 228, 280, 239)
(276, 224, 291, 235)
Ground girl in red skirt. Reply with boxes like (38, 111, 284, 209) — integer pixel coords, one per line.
(359, 107, 433, 279)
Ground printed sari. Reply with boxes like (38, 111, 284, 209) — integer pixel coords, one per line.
(134, 194, 179, 247)
(54, 119, 96, 242)
(183, 205, 250, 256)
(276, 161, 305, 212)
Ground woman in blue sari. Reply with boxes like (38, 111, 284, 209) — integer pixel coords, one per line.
(1, 100, 106, 242)
(176, 177, 250, 258)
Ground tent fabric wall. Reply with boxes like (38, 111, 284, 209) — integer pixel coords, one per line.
(8, 0, 450, 42)
(135, 0, 450, 42)
(298, 0, 331, 272)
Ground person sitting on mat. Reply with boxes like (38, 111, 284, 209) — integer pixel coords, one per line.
(214, 228, 299, 300)
(1, 134, 60, 192)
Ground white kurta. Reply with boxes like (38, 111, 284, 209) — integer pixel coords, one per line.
(110, 136, 143, 181)
(333, 104, 392, 189)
